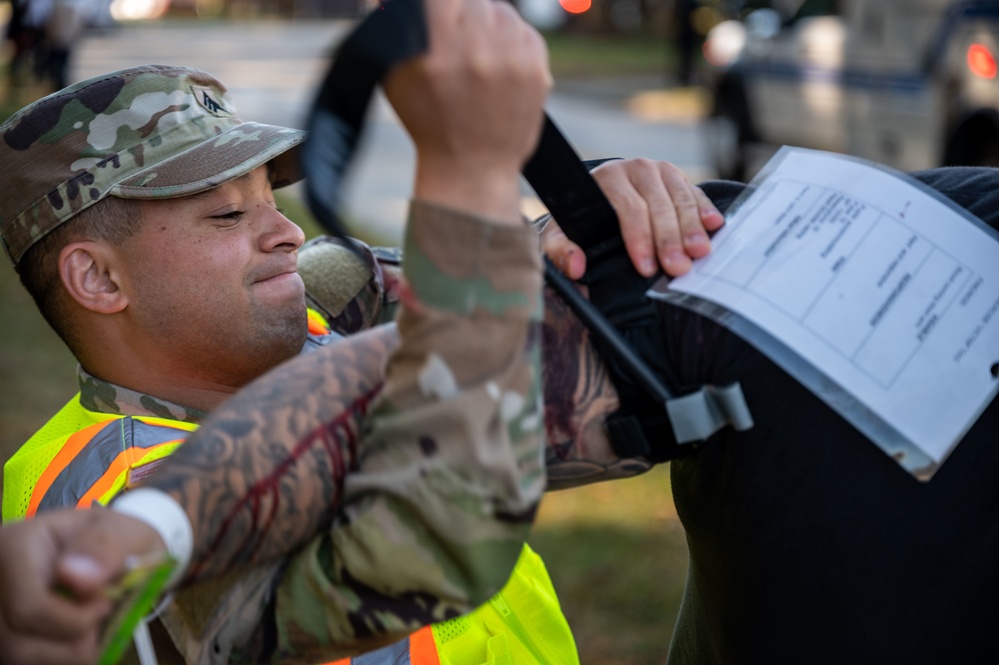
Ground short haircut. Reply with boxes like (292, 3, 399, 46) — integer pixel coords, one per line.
(18, 196, 142, 354)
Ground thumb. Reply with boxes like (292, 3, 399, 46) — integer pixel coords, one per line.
(541, 222, 588, 280)
(57, 510, 165, 598)
(56, 552, 115, 599)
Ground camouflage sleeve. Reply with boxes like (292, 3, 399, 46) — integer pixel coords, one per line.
(270, 200, 545, 661)
(297, 223, 646, 495)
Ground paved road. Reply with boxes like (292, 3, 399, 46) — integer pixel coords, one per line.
(75, 19, 713, 244)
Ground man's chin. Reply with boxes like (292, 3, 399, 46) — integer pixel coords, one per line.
(254, 320, 309, 374)
(253, 272, 306, 303)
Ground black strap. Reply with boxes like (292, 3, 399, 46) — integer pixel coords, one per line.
(523, 116, 621, 253)
(300, 0, 427, 237)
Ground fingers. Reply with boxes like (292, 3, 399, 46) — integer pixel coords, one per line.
(693, 182, 726, 232)
(591, 159, 724, 277)
(0, 513, 115, 665)
(0, 581, 110, 641)
(591, 159, 660, 276)
(59, 509, 166, 593)
(651, 160, 708, 272)
(55, 552, 120, 600)
(419, 0, 462, 34)
(389, 0, 550, 156)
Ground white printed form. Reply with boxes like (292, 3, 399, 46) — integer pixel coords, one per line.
(650, 148, 999, 479)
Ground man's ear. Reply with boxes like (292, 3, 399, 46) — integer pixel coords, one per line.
(58, 241, 128, 314)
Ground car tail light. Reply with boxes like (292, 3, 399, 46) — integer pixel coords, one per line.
(559, 0, 591, 13)
(967, 43, 997, 79)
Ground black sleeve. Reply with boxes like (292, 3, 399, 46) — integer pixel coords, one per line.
(909, 166, 999, 231)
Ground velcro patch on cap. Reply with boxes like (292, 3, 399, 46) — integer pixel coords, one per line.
(191, 86, 235, 117)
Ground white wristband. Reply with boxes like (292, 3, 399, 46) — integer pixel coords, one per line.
(111, 488, 194, 588)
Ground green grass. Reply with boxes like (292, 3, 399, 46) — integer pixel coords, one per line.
(0, 263, 78, 513)
(530, 465, 686, 664)
(545, 30, 675, 78)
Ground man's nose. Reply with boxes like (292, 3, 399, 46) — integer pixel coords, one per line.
(260, 206, 306, 252)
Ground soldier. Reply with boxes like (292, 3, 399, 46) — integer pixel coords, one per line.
(0, 0, 567, 660)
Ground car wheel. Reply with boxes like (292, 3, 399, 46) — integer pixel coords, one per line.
(709, 82, 752, 181)
(944, 111, 999, 167)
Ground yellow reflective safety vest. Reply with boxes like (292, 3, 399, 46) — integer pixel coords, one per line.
(324, 545, 576, 665)
(2, 395, 195, 521)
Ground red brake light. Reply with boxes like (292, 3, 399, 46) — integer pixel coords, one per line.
(559, 0, 591, 14)
(967, 43, 997, 79)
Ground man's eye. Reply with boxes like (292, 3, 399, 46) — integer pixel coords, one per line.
(212, 211, 244, 223)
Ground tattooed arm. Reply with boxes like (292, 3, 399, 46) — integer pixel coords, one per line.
(294, 156, 713, 495)
(148, 324, 399, 583)
(143, 266, 636, 581)
(539, 283, 654, 490)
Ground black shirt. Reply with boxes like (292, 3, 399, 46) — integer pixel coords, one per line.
(665, 167, 999, 664)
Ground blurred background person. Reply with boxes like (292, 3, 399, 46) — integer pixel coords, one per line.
(673, 0, 700, 86)
(43, 0, 94, 89)
(5, 0, 50, 88)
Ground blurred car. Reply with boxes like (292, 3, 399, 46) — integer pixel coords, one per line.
(703, 0, 999, 180)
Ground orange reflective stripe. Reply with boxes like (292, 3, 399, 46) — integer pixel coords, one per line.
(408, 626, 441, 665)
(317, 628, 439, 664)
(308, 309, 331, 336)
(26, 419, 116, 518)
(28, 417, 195, 518)
(75, 439, 183, 510)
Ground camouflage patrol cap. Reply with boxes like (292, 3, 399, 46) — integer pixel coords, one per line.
(0, 64, 306, 268)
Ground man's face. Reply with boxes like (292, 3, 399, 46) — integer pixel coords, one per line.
(117, 165, 308, 387)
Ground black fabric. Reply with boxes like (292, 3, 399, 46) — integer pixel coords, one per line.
(523, 116, 623, 252)
(663, 168, 999, 664)
(301, 0, 427, 236)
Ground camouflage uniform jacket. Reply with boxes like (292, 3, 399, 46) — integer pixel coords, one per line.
(9, 201, 545, 664)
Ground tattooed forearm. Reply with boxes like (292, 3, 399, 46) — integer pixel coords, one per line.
(541, 284, 653, 489)
(146, 325, 400, 584)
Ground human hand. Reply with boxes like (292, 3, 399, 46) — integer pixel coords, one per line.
(383, 0, 551, 223)
(541, 158, 725, 279)
(0, 509, 164, 665)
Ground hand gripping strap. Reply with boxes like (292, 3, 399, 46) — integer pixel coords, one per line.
(528, 125, 755, 459)
(299, 0, 752, 461)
